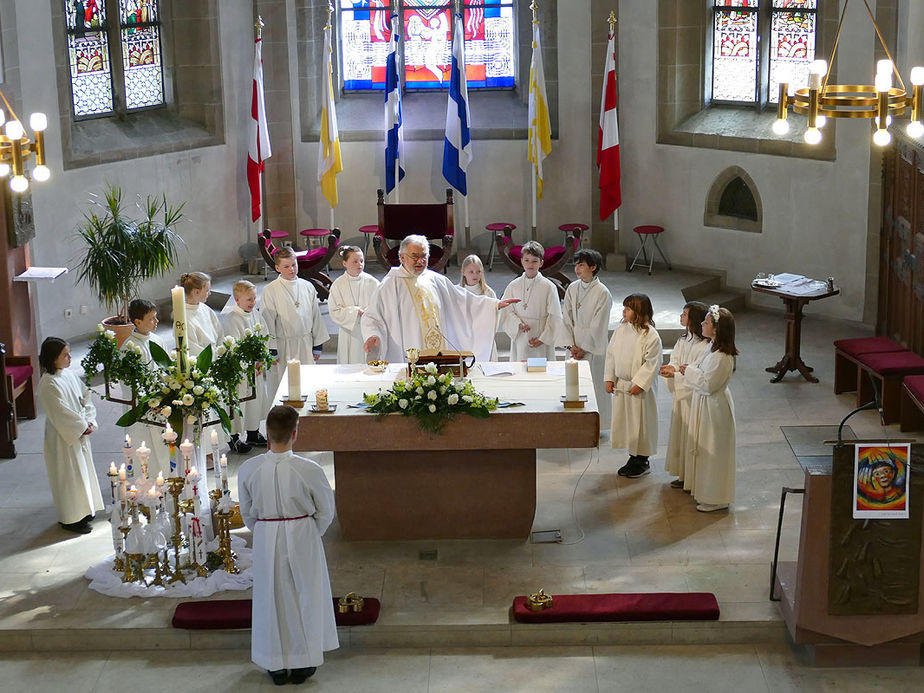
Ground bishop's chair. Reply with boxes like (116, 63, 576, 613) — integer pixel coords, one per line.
(259, 228, 341, 300)
(373, 188, 455, 273)
(493, 225, 583, 299)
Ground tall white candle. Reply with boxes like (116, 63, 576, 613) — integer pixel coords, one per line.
(565, 358, 580, 401)
(287, 359, 302, 400)
(180, 439, 194, 472)
(220, 453, 229, 492)
(172, 285, 188, 373)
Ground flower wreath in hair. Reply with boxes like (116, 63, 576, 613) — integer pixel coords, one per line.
(709, 304, 721, 324)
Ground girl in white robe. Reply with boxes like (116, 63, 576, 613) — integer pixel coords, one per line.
(659, 301, 710, 488)
(604, 293, 662, 478)
(36, 338, 105, 532)
(499, 242, 565, 361)
(459, 254, 498, 360)
(679, 305, 738, 512)
(238, 406, 338, 682)
(563, 249, 613, 433)
(328, 246, 380, 364)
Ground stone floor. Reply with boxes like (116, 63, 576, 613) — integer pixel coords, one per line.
(2, 265, 922, 687)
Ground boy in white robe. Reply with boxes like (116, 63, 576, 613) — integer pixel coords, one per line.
(238, 405, 338, 685)
(563, 249, 613, 433)
(499, 241, 565, 361)
(121, 299, 170, 474)
(604, 293, 662, 478)
(37, 338, 105, 533)
(261, 247, 329, 394)
(327, 246, 379, 364)
(221, 280, 270, 447)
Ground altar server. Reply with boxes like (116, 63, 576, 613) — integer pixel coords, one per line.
(238, 405, 338, 685)
(221, 280, 270, 447)
(121, 299, 170, 472)
(328, 246, 379, 364)
(563, 249, 613, 431)
(659, 301, 710, 489)
(261, 247, 329, 390)
(499, 241, 565, 361)
(362, 235, 519, 363)
(679, 305, 738, 512)
(459, 254, 498, 360)
(604, 293, 662, 478)
(36, 337, 105, 534)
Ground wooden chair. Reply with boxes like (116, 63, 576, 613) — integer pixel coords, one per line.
(1, 342, 36, 459)
(493, 225, 582, 299)
(373, 188, 455, 273)
(259, 228, 341, 301)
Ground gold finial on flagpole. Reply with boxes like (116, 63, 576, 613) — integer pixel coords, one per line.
(608, 11, 616, 34)
(325, 1, 334, 30)
(530, 0, 538, 23)
(255, 15, 264, 40)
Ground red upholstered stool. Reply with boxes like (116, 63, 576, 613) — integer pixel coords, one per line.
(900, 375, 924, 432)
(855, 351, 924, 424)
(559, 223, 590, 260)
(629, 225, 672, 275)
(300, 228, 332, 269)
(486, 222, 516, 271)
(266, 229, 290, 243)
(359, 224, 380, 254)
(833, 337, 908, 395)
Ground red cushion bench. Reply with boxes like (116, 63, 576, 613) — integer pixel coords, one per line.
(833, 337, 908, 395)
(900, 375, 924, 433)
(855, 351, 924, 424)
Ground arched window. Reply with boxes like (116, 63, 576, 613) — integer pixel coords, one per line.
(339, 0, 516, 92)
(65, 0, 165, 119)
(704, 166, 762, 233)
(711, 0, 817, 105)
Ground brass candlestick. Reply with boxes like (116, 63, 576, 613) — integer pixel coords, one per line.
(210, 489, 239, 574)
(117, 525, 131, 579)
(166, 477, 187, 584)
(150, 549, 166, 586)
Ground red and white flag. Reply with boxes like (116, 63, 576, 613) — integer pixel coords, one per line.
(597, 28, 621, 220)
(247, 35, 272, 223)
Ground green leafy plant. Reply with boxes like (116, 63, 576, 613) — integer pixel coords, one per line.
(363, 362, 498, 434)
(81, 325, 159, 397)
(73, 185, 186, 323)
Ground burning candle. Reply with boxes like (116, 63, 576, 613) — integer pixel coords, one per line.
(287, 359, 302, 401)
(172, 285, 188, 373)
(220, 453, 229, 492)
(180, 439, 194, 472)
(118, 463, 127, 481)
(108, 462, 118, 506)
(210, 429, 219, 448)
(147, 486, 158, 501)
(565, 358, 580, 401)
(156, 470, 165, 487)
(122, 435, 135, 477)
(136, 441, 151, 479)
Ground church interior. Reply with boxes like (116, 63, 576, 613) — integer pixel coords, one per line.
(3, 0, 924, 689)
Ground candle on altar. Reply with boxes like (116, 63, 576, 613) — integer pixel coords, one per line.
(136, 441, 151, 479)
(565, 358, 580, 401)
(179, 439, 194, 472)
(171, 286, 188, 373)
(287, 359, 302, 400)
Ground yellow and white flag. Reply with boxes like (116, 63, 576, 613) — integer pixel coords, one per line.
(318, 22, 343, 208)
(527, 17, 552, 201)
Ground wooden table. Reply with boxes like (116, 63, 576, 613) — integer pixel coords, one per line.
(278, 362, 600, 540)
(751, 281, 839, 383)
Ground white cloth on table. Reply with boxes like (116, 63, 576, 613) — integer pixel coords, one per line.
(563, 277, 613, 429)
(221, 305, 271, 434)
(684, 349, 736, 504)
(361, 266, 499, 363)
(328, 271, 380, 364)
(604, 322, 662, 457)
(238, 450, 338, 670)
(499, 272, 565, 361)
(121, 330, 171, 474)
(36, 369, 105, 524)
(663, 334, 710, 479)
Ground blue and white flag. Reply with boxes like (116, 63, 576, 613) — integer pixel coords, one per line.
(384, 14, 405, 194)
(442, 13, 472, 196)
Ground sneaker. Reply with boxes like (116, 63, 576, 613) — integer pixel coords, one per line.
(669, 479, 684, 489)
(625, 460, 651, 478)
(267, 670, 288, 686)
(696, 503, 729, 513)
(229, 437, 252, 454)
(290, 667, 317, 684)
(246, 431, 268, 446)
(617, 456, 638, 477)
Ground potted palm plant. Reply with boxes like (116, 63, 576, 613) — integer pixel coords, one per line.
(73, 185, 185, 346)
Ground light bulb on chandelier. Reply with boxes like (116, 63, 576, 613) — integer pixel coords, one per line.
(908, 120, 924, 139)
(9, 175, 28, 193)
(804, 127, 822, 145)
(772, 118, 790, 135)
(872, 129, 892, 147)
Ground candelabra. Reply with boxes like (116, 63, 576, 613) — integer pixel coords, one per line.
(166, 477, 188, 584)
(210, 490, 239, 574)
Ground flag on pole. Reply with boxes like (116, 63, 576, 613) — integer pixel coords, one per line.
(527, 16, 552, 201)
(318, 21, 342, 208)
(597, 26, 621, 220)
(384, 14, 405, 194)
(247, 34, 271, 223)
(442, 12, 472, 195)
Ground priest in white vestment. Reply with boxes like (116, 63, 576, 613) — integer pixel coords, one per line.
(361, 235, 519, 363)
(238, 405, 338, 683)
(37, 338, 105, 532)
(327, 246, 380, 364)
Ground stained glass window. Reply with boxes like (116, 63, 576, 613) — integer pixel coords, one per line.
(66, 0, 114, 117)
(769, 0, 816, 103)
(340, 1, 515, 92)
(120, 0, 165, 110)
(712, 7, 758, 102)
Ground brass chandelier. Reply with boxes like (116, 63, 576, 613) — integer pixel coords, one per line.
(0, 89, 49, 193)
(772, 0, 922, 147)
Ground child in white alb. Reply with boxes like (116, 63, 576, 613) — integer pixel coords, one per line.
(327, 246, 380, 364)
(459, 254, 497, 360)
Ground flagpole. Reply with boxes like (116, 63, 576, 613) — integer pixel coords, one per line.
(531, 167, 537, 240)
(255, 17, 264, 242)
(609, 13, 619, 245)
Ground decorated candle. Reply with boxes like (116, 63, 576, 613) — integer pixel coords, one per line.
(565, 358, 580, 401)
(179, 439, 194, 472)
(118, 463, 127, 481)
(315, 388, 329, 411)
(210, 429, 219, 448)
(122, 435, 135, 477)
(108, 462, 119, 506)
(287, 359, 302, 400)
(218, 453, 228, 491)
(136, 441, 151, 479)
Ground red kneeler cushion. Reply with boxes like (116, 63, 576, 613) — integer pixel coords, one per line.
(512, 593, 720, 624)
(172, 597, 381, 629)
(904, 375, 924, 402)
(857, 351, 924, 376)
(833, 336, 907, 358)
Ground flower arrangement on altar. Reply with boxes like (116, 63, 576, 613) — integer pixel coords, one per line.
(363, 362, 498, 434)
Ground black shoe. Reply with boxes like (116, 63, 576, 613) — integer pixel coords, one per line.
(268, 670, 288, 686)
(290, 667, 317, 684)
(625, 460, 651, 479)
(229, 437, 252, 454)
(617, 456, 639, 477)
(246, 430, 268, 446)
(79, 514, 94, 525)
(60, 521, 92, 534)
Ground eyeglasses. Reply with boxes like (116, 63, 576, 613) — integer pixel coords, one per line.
(404, 253, 428, 261)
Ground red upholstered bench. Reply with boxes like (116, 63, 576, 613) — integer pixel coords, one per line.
(855, 351, 924, 424)
(511, 592, 719, 624)
(900, 375, 924, 432)
(833, 337, 908, 395)
(172, 597, 381, 629)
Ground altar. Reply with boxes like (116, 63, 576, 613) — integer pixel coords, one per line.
(277, 361, 600, 540)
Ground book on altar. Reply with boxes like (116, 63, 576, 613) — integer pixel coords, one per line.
(416, 349, 475, 376)
(526, 357, 548, 372)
